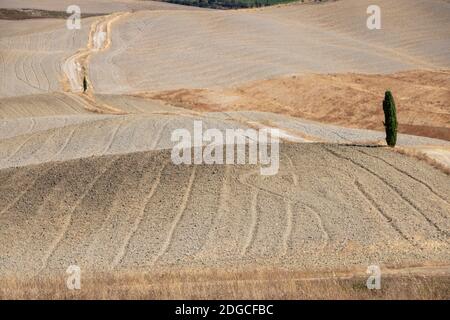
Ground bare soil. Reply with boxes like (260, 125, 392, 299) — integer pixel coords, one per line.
(0, 144, 448, 276)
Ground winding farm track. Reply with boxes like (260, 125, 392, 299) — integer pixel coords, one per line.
(62, 12, 129, 94)
(89, 0, 450, 94)
(0, 0, 449, 282)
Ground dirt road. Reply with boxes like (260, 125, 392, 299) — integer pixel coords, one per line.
(62, 12, 128, 93)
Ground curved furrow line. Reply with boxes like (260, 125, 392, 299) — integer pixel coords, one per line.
(33, 180, 63, 219)
(285, 153, 299, 187)
(39, 57, 51, 92)
(281, 200, 293, 257)
(357, 149, 450, 207)
(22, 52, 31, 87)
(237, 168, 289, 199)
(102, 119, 125, 155)
(324, 146, 448, 236)
(51, 126, 77, 161)
(152, 165, 196, 265)
(13, 52, 41, 92)
(29, 55, 42, 91)
(39, 158, 117, 271)
(65, 92, 94, 111)
(354, 179, 414, 245)
(121, 97, 146, 114)
(54, 94, 83, 114)
(0, 165, 53, 219)
(101, 43, 129, 91)
(26, 117, 36, 135)
(243, 178, 290, 201)
(23, 53, 45, 92)
(111, 162, 167, 269)
(304, 203, 330, 250)
(281, 153, 298, 256)
(27, 130, 58, 162)
(202, 165, 231, 249)
(240, 188, 259, 257)
(61, 117, 68, 128)
(151, 118, 171, 150)
(216, 165, 231, 221)
(64, 92, 104, 114)
(332, 130, 352, 143)
(122, 116, 142, 150)
(3, 132, 38, 162)
(82, 156, 141, 265)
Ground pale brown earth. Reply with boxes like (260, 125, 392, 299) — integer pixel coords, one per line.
(0, 144, 448, 276)
(2, 268, 450, 299)
(0, 0, 203, 15)
(0, 0, 449, 298)
(1, 102, 449, 170)
(89, 0, 450, 94)
(147, 70, 450, 141)
(0, 17, 92, 97)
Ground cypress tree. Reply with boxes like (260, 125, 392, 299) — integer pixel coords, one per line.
(83, 76, 88, 93)
(382, 91, 398, 147)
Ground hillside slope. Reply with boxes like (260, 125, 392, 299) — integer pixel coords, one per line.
(0, 144, 448, 275)
(90, 0, 450, 94)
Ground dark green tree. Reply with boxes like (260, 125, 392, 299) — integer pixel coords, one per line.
(382, 91, 398, 147)
(83, 76, 88, 93)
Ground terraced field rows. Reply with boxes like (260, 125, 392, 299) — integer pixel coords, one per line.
(262, 0, 450, 69)
(0, 144, 448, 275)
(0, 93, 94, 119)
(0, 0, 449, 287)
(89, 0, 450, 94)
(1, 109, 448, 170)
(0, 111, 251, 169)
(0, 18, 93, 97)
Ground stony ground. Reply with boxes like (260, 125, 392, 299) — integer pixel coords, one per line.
(0, 144, 448, 276)
(0, 0, 449, 296)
